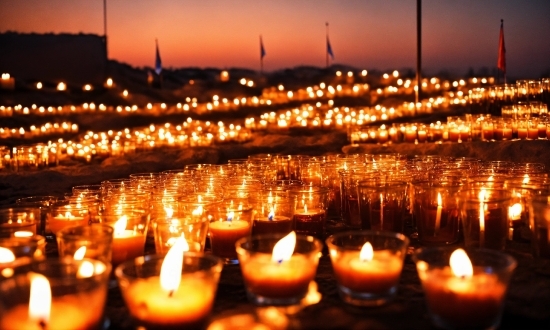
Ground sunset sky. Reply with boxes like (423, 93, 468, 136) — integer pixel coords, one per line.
(1, 0, 549, 78)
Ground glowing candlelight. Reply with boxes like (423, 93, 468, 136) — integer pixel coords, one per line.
(435, 193, 443, 235)
(479, 189, 486, 247)
(28, 273, 51, 328)
(271, 231, 296, 263)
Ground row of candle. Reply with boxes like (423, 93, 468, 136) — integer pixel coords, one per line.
(0, 122, 78, 139)
(350, 113, 550, 145)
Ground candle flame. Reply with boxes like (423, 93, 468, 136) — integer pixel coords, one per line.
(192, 205, 203, 216)
(449, 248, 473, 278)
(437, 192, 442, 206)
(14, 231, 33, 237)
(522, 174, 530, 184)
(73, 246, 86, 260)
(227, 211, 234, 222)
(271, 231, 296, 263)
(0, 247, 16, 263)
(359, 242, 374, 262)
(268, 209, 275, 221)
(113, 215, 127, 235)
(509, 203, 523, 220)
(77, 261, 95, 278)
(304, 204, 308, 213)
(160, 235, 189, 294)
(28, 273, 51, 325)
(165, 207, 174, 219)
(478, 189, 486, 202)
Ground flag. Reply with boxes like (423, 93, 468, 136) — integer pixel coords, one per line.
(327, 37, 334, 60)
(155, 39, 162, 75)
(260, 36, 266, 59)
(497, 19, 506, 73)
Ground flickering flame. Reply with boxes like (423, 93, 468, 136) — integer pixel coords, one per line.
(165, 207, 174, 218)
(28, 273, 51, 325)
(268, 209, 275, 221)
(160, 235, 189, 294)
(227, 211, 234, 222)
(449, 248, 473, 278)
(359, 242, 374, 262)
(478, 189, 486, 202)
(437, 193, 442, 206)
(13, 231, 33, 237)
(0, 247, 15, 263)
(304, 204, 308, 213)
(509, 203, 523, 220)
(522, 174, 530, 184)
(192, 205, 203, 216)
(271, 231, 296, 263)
(73, 246, 86, 260)
(113, 215, 127, 235)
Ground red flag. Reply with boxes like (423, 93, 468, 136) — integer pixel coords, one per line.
(497, 19, 506, 73)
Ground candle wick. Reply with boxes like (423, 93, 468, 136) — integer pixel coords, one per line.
(39, 319, 47, 330)
(277, 259, 283, 264)
(168, 290, 174, 297)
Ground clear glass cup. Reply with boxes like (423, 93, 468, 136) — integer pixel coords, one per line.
(288, 186, 330, 240)
(57, 224, 114, 264)
(326, 230, 409, 306)
(0, 206, 40, 238)
(235, 233, 322, 305)
(115, 252, 223, 330)
(357, 179, 408, 233)
(413, 247, 516, 330)
(15, 196, 58, 237)
(459, 188, 511, 250)
(99, 212, 148, 268)
(0, 258, 111, 329)
(250, 194, 295, 236)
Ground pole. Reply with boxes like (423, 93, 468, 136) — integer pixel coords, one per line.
(416, 0, 422, 116)
(326, 22, 329, 68)
(260, 35, 263, 75)
(103, 0, 107, 58)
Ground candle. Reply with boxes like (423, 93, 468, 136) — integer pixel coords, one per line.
(293, 205, 326, 239)
(415, 248, 516, 329)
(0, 261, 109, 330)
(111, 215, 146, 267)
(252, 210, 293, 236)
(236, 231, 322, 305)
(48, 211, 87, 236)
(332, 242, 402, 294)
(434, 193, 442, 235)
(209, 219, 250, 260)
(116, 242, 222, 330)
(380, 194, 384, 229)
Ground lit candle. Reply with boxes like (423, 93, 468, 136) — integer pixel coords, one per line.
(434, 193, 442, 235)
(417, 248, 513, 329)
(380, 194, 384, 229)
(119, 238, 218, 329)
(111, 215, 146, 267)
(293, 204, 326, 238)
(252, 209, 293, 236)
(238, 232, 317, 302)
(49, 211, 87, 236)
(209, 215, 250, 260)
(331, 242, 403, 295)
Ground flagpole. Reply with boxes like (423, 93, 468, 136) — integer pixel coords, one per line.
(260, 35, 263, 76)
(415, 0, 422, 116)
(326, 22, 329, 68)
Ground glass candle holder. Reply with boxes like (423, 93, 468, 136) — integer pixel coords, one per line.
(289, 186, 330, 240)
(0, 258, 111, 329)
(357, 180, 408, 233)
(0, 235, 46, 279)
(115, 252, 223, 330)
(459, 188, 511, 250)
(414, 247, 516, 330)
(529, 194, 550, 258)
(235, 233, 322, 306)
(209, 200, 253, 264)
(56, 224, 114, 264)
(412, 182, 461, 245)
(250, 195, 295, 236)
(16, 196, 58, 237)
(0, 206, 40, 238)
(326, 231, 409, 306)
(47, 201, 90, 236)
(153, 207, 210, 255)
(99, 212, 148, 268)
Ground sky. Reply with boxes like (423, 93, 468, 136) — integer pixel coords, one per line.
(1, 0, 549, 78)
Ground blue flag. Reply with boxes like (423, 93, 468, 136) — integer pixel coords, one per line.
(327, 37, 334, 60)
(155, 39, 162, 75)
(260, 36, 266, 59)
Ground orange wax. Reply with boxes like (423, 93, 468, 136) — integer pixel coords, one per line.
(111, 231, 145, 267)
(518, 128, 528, 140)
(209, 221, 250, 259)
(122, 275, 215, 330)
(421, 267, 506, 329)
(0, 286, 106, 330)
(331, 250, 402, 294)
(240, 254, 316, 298)
(49, 216, 88, 235)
